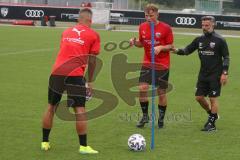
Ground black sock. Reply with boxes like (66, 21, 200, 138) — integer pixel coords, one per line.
(158, 105, 167, 121)
(140, 101, 149, 116)
(42, 128, 51, 142)
(79, 134, 87, 146)
(209, 113, 218, 124)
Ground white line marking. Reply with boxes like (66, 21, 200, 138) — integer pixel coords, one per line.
(1, 24, 239, 38)
(113, 29, 240, 38)
(0, 48, 56, 56)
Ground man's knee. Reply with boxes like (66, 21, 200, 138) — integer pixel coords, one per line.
(159, 94, 166, 101)
(209, 97, 218, 104)
(195, 96, 204, 102)
(74, 107, 85, 114)
(74, 107, 86, 121)
(139, 83, 149, 91)
(47, 104, 56, 113)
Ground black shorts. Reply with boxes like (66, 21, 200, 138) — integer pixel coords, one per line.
(195, 73, 221, 97)
(139, 66, 169, 89)
(48, 75, 86, 107)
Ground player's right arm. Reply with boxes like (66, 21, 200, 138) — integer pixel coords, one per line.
(129, 37, 143, 48)
(129, 24, 144, 48)
(172, 37, 199, 56)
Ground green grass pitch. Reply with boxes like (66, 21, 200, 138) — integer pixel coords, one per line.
(0, 25, 239, 160)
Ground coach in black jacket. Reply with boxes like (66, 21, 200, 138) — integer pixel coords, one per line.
(173, 16, 230, 131)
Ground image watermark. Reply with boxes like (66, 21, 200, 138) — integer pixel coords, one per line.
(118, 108, 192, 123)
(51, 40, 174, 121)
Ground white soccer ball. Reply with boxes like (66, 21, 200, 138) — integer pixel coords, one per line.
(128, 134, 146, 151)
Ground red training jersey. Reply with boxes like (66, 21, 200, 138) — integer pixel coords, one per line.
(139, 21, 173, 70)
(51, 24, 100, 76)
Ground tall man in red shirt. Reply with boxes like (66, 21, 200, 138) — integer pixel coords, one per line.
(130, 4, 173, 128)
(41, 8, 100, 154)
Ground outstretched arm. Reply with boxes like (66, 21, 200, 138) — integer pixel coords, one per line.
(172, 37, 199, 56)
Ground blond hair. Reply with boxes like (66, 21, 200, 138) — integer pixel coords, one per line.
(144, 4, 158, 13)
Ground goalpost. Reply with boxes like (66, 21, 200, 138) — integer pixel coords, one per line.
(90, 2, 112, 30)
(195, 0, 224, 14)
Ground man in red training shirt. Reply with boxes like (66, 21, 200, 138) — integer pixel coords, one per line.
(41, 8, 100, 154)
(130, 4, 173, 129)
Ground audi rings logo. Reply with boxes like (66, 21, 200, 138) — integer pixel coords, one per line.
(175, 17, 197, 26)
(25, 9, 44, 18)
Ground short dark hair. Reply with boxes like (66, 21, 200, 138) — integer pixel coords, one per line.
(79, 8, 92, 15)
(201, 16, 215, 22)
(144, 3, 158, 13)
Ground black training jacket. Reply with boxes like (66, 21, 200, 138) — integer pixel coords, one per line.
(177, 31, 230, 76)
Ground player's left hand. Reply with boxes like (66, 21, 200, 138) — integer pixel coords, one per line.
(220, 74, 228, 86)
(154, 46, 163, 55)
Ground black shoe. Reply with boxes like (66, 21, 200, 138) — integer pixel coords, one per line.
(201, 122, 216, 132)
(136, 115, 149, 128)
(158, 119, 164, 129)
(203, 114, 219, 128)
(203, 120, 209, 128)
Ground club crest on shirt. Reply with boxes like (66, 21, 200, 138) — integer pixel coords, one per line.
(155, 32, 161, 38)
(199, 42, 203, 49)
(210, 42, 215, 48)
